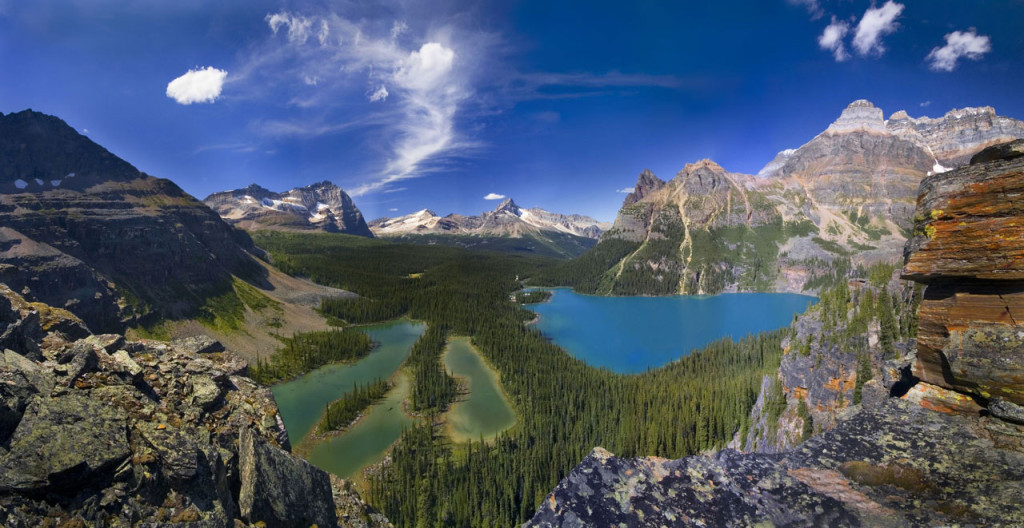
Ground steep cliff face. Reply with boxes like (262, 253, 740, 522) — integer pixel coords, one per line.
(529, 140, 1024, 527)
(593, 160, 805, 295)
(0, 110, 263, 332)
(580, 100, 1024, 297)
(0, 284, 389, 527)
(205, 181, 373, 237)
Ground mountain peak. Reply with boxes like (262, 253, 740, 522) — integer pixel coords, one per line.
(302, 180, 338, 191)
(846, 99, 876, 109)
(494, 198, 520, 214)
(682, 159, 726, 173)
(1, 108, 143, 192)
(624, 169, 666, 206)
(242, 183, 272, 194)
(825, 99, 886, 135)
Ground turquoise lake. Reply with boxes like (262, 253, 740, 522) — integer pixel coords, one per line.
(272, 319, 426, 446)
(525, 288, 816, 373)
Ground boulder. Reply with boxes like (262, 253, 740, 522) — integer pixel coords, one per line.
(85, 333, 125, 353)
(171, 335, 224, 355)
(0, 393, 130, 492)
(238, 426, 337, 528)
(189, 375, 222, 411)
(0, 350, 48, 448)
(989, 398, 1024, 425)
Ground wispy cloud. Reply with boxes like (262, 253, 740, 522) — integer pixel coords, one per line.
(166, 67, 227, 104)
(852, 1, 903, 57)
(920, 100, 931, 108)
(192, 143, 258, 155)
(616, 187, 633, 194)
(220, 6, 694, 197)
(483, 193, 506, 200)
(788, 0, 823, 20)
(818, 17, 850, 61)
(926, 29, 991, 72)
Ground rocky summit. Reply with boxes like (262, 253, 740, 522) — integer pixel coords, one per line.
(204, 181, 373, 237)
(0, 110, 264, 333)
(0, 283, 389, 527)
(582, 100, 1024, 297)
(528, 141, 1024, 527)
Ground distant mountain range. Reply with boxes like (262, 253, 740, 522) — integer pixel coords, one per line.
(554, 100, 1024, 296)
(368, 198, 611, 258)
(370, 198, 608, 239)
(204, 181, 373, 237)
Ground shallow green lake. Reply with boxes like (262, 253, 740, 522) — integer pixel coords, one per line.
(525, 288, 816, 373)
(442, 338, 517, 443)
(306, 372, 415, 479)
(271, 319, 426, 446)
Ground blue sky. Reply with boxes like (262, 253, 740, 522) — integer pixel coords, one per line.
(1, 1, 1022, 222)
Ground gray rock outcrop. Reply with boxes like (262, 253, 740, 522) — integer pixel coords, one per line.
(0, 284, 384, 527)
(238, 426, 338, 527)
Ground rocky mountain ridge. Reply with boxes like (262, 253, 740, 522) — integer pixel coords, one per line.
(370, 198, 609, 240)
(204, 181, 373, 237)
(0, 283, 389, 527)
(581, 100, 1024, 296)
(528, 140, 1024, 527)
(0, 109, 264, 333)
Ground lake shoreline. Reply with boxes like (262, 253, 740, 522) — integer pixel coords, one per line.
(523, 289, 817, 374)
(441, 336, 519, 444)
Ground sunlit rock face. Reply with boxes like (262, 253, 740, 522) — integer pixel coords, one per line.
(590, 100, 1024, 297)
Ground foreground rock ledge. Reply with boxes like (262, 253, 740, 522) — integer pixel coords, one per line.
(0, 283, 389, 527)
(528, 399, 1024, 527)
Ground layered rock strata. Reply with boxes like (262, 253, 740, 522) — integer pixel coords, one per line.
(0, 110, 264, 332)
(903, 138, 1024, 407)
(0, 284, 389, 527)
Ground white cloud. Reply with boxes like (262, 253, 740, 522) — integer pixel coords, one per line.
(389, 207, 399, 212)
(391, 21, 408, 40)
(926, 29, 992, 72)
(317, 20, 330, 46)
(368, 85, 389, 102)
(166, 66, 228, 104)
(351, 41, 467, 196)
(818, 17, 850, 61)
(267, 12, 313, 44)
(483, 193, 506, 200)
(920, 100, 931, 108)
(852, 1, 903, 56)
(616, 187, 634, 194)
